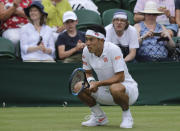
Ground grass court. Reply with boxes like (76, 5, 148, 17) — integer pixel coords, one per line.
(0, 106, 180, 131)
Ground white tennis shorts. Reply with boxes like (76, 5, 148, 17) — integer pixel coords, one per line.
(91, 82, 139, 105)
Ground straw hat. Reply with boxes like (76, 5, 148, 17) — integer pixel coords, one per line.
(139, 1, 164, 15)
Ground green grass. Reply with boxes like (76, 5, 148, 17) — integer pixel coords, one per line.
(0, 106, 180, 131)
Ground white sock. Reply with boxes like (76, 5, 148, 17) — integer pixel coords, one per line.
(122, 109, 132, 118)
(90, 104, 104, 117)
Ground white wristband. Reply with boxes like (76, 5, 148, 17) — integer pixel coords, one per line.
(87, 77, 95, 83)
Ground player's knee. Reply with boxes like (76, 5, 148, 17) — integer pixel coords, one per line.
(110, 84, 125, 96)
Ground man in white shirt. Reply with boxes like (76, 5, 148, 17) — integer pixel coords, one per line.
(74, 25, 139, 128)
(105, 11, 139, 62)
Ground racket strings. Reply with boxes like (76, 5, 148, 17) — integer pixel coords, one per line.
(71, 71, 85, 93)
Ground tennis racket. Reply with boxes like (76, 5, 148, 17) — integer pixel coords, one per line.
(69, 68, 90, 96)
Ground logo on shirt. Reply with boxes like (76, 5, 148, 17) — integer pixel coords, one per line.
(103, 57, 108, 62)
(115, 56, 121, 60)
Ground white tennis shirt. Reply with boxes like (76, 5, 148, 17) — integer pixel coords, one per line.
(82, 42, 137, 86)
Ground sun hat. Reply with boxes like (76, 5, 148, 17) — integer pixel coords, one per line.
(113, 11, 128, 20)
(24, 1, 48, 17)
(139, 1, 164, 15)
(63, 11, 77, 23)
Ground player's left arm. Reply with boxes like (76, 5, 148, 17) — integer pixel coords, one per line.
(97, 71, 124, 86)
(89, 72, 124, 93)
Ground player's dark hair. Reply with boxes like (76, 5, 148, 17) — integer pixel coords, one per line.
(86, 24, 106, 37)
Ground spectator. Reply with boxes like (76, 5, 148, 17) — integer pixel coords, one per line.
(68, 0, 100, 15)
(0, 0, 32, 54)
(20, 1, 55, 62)
(134, 1, 175, 62)
(134, 0, 178, 37)
(175, 0, 180, 37)
(56, 11, 85, 63)
(42, 0, 72, 41)
(105, 11, 139, 62)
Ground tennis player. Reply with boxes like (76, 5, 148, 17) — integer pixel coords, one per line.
(75, 24, 139, 128)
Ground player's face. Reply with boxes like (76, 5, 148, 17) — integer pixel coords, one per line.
(85, 36, 99, 53)
(113, 18, 127, 32)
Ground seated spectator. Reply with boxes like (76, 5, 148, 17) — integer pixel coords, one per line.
(175, 0, 180, 37)
(20, 1, 55, 62)
(68, 0, 100, 15)
(134, 1, 175, 62)
(42, 0, 72, 41)
(134, 0, 178, 37)
(56, 11, 85, 63)
(0, 0, 32, 54)
(105, 11, 139, 62)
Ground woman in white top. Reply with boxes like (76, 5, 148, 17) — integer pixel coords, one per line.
(20, 1, 55, 62)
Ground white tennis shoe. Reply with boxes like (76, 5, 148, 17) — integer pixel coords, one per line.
(81, 113, 108, 126)
(120, 116, 133, 128)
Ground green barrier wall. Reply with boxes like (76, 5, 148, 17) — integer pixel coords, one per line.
(0, 61, 180, 106)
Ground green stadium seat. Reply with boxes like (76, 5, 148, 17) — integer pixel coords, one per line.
(93, 0, 122, 15)
(74, 9, 102, 31)
(102, 8, 134, 26)
(0, 37, 16, 60)
(121, 0, 130, 10)
(128, 0, 137, 13)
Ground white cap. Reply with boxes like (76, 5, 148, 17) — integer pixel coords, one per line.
(63, 11, 77, 23)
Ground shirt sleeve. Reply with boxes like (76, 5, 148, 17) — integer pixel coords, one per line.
(175, 0, 180, 9)
(168, 0, 175, 17)
(55, 33, 66, 47)
(105, 24, 113, 42)
(110, 44, 125, 73)
(46, 27, 55, 56)
(129, 27, 139, 49)
(20, 26, 30, 54)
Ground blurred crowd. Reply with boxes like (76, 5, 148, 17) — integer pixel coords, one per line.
(0, 0, 180, 63)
